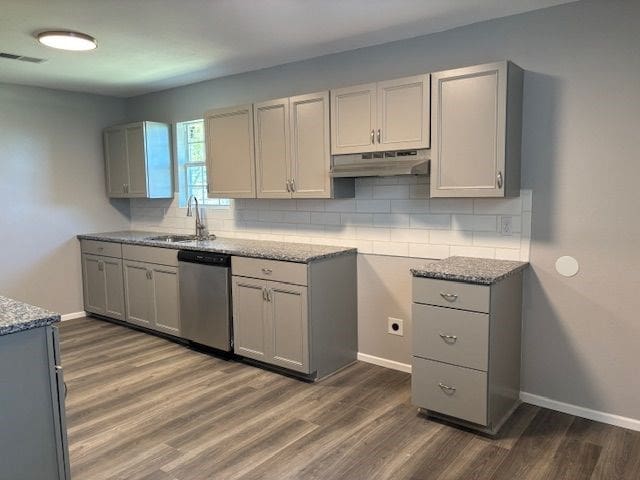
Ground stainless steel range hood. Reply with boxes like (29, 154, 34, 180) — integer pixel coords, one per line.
(330, 149, 430, 178)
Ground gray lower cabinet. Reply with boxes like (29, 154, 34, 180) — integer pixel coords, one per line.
(81, 253, 125, 320)
(232, 276, 308, 373)
(411, 273, 523, 434)
(231, 254, 356, 379)
(0, 326, 70, 480)
(123, 260, 181, 336)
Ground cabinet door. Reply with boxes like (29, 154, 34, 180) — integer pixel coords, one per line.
(103, 257, 125, 321)
(81, 254, 106, 315)
(104, 127, 128, 197)
(377, 74, 430, 150)
(290, 91, 331, 198)
(123, 261, 153, 328)
(205, 104, 256, 198)
(232, 276, 269, 362)
(267, 282, 309, 373)
(254, 98, 291, 198)
(431, 62, 506, 197)
(125, 123, 148, 197)
(330, 83, 376, 155)
(150, 265, 180, 336)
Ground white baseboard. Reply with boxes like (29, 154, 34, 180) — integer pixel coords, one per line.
(61, 311, 87, 321)
(357, 352, 412, 373)
(520, 391, 640, 432)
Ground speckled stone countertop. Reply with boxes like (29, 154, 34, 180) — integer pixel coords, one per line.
(410, 256, 528, 285)
(0, 296, 61, 336)
(77, 231, 357, 263)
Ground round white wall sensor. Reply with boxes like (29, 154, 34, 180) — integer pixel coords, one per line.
(555, 256, 579, 277)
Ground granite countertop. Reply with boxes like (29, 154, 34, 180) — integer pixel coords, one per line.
(77, 231, 357, 263)
(0, 296, 61, 336)
(411, 256, 528, 285)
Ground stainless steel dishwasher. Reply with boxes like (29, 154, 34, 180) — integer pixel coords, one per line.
(178, 250, 232, 352)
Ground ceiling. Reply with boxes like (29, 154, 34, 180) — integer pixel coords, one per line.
(0, 0, 575, 98)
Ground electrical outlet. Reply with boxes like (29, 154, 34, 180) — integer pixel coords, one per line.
(387, 317, 404, 336)
(501, 216, 513, 236)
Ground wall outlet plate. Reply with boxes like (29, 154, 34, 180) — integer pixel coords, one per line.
(388, 317, 404, 336)
(501, 216, 513, 236)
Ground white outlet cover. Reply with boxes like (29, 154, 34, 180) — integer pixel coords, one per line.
(388, 317, 404, 336)
(555, 256, 579, 277)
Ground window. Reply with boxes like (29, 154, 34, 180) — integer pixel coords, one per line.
(176, 119, 230, 207)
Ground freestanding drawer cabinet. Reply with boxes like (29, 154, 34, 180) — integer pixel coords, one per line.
(411, 266, 524, 434)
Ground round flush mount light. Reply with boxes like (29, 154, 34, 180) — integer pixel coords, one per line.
(36, 31, 97, 51)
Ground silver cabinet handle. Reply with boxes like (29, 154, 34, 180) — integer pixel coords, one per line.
(439, 333, 458, 344)
(261, 268, 272, 275)
(438, 382, 456, 394)
(370, 129, 375, 144)
(291, 178, 296, 192)
(377, 129, 381, 143)
(97, 260, 104, 272)
(497, 171, 503, 189)
(263, 288, 272, 302)
(286, 180, 291, 192)
(146, 270, 153, 280)
(440, 292, 458, 302)
(122, 184, 126, 193)
(262, 287, 268, 301)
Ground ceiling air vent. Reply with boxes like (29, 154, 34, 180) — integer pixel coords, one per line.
(0, 52, 47, 63)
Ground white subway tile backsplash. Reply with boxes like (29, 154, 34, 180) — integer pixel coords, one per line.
(429, 230, 473, 246)
(131, 182, 531, 261)
(356, 226, 391, 242)
(450, 246, 496, 259)
(356, 199, 391, 213)
(372, 185, 410, 199)
(373, 213, 410, 228)
(409, 244, 450, 259)
(429, 198, 474, 214)
(390, 199, 429, 213)
(341, 213, 373, 226)
(409, 214, 451, 230)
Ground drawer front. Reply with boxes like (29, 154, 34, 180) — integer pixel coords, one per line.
(122, 244, 178, 267)
(81, 239, 122, 258)
(413, 277, 490, 313)
(412, 357, 488, 426)
(231, 256, 307, 286)
(412, 303, 489, 371)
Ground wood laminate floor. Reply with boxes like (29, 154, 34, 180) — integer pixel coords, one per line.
(60, 317, 640, 480)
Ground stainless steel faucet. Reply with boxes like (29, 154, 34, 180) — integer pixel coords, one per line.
(186, 195, 208, 239)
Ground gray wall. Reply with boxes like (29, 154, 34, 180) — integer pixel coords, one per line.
(0, 84, 130, 314)
(126, 0, 640, 421)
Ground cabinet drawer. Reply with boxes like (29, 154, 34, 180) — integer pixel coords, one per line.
(412, 357, 487, 426)
(412, 277, 489, 313)
(81, 239, 122, 258)
(412, 303, 488, 371)
(122, 244, 178, 267)
(231, 257, 307, 286)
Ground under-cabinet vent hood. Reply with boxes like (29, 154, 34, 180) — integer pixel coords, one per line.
(331, 150, 430, 178)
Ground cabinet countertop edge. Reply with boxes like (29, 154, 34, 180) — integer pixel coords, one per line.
(0, 296, 61, 336)
(77, 231, 357, 264)
(411, 256, 529, 285)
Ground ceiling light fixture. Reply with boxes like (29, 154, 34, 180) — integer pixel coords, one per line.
(36, 31, 97, 51)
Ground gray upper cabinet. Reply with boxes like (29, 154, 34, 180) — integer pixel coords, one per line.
(104, 121, 172, 199)
(254, 98, 291, 198)
(330, 75, 430, 155)
(430, 61, 523, 198)
(254, 91, 352, 199)
(205, 104, 257, 198)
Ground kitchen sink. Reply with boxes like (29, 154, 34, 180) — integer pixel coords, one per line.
(146, 234, 204, 243)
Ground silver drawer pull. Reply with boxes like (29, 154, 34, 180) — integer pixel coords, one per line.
(261, 268, 272, 275)
(439, 333, 458, 344)
(440, 292, 458, 302)
(438, 382, 456, 394)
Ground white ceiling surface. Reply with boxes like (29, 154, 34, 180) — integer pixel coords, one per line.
(1, 0, 575, 97)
